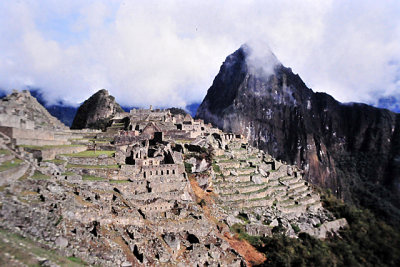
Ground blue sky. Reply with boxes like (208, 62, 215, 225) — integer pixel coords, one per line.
(0, 0, 399, 110)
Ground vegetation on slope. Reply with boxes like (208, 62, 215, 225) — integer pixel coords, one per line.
(231, 190, 400, 267)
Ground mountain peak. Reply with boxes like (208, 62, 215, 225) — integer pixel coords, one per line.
(0, 90, 67, 131)
(196, 45, 400, 224)
(96, 89, 109, 95)
(240, 42, 280, 78)
(71, 89, 123, 130)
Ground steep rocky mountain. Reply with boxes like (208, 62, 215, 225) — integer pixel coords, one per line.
(0, 90, 68, 131)
(196, 44, 400, 223)
(71, 89, 124, 130)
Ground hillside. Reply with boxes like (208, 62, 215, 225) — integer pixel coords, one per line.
(196, 44, 400, 224)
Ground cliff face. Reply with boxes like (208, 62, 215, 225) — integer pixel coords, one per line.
(197, 45, 400, 221)
(71, 89, 123, 130)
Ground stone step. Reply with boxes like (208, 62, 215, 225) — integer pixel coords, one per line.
(297, 194, 320, 205)
(23, 145, 87, 160)
(220, 175, 252, 183)
(279, 176, 301, 185)
(219, 186, 272, 202)
(307, 201, 323, 211)
(280, 189, 310, 202)
(215, 183, 267, 195)
(287, 182, 307, 192)
(267, 179, 280, 186)
(277, 198, 296, 206)
(66, 165, 120, 179)
(279, 204, 307, 214)
(0, 161, 30, 186)
(236, 198, 273, 209)
(270, 189, 286, 199)
(289, 188, 311, 200)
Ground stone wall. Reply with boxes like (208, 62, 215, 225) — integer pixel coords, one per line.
(0, 126, 54, 140)
(0, 126, 70, 146)
(27, 145, 87, 160)
(0, 162, 29, 186)
(141, 164, 184, 179)
(66, 156, 116, 166)
(0, 114, 35, 129)
(68, 166, 120, 179)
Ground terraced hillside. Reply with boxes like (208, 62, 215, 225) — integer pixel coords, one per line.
(185, 135, 346, 240)
(0, 93, 347, 266)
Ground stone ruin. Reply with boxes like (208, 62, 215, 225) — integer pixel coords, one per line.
(0, 91, 347, 266)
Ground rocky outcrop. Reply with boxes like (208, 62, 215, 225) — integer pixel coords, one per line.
(196, 44, 400, 222)
(71, 89, 123, 130)
(0, 90, 68, 131)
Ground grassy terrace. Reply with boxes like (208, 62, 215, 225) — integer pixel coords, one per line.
(0, 159, 23, 172)
(44, 159, 66, 164)
(248, 196, 271, 202)
(82, 175, 107, 181)
(0, 149, 11, 155)
(19, 144, 83, 150)
(31, 171, 50, 180)
(61, 150, 115, 157)
(219, 182, 266, 190)
(220, 185, 269, 197)
(242, 186, 269, 195)
(237, 172, 255, 177)
(66, 164, 119, 169)
(0, 228, 87, 267)
(61, 171, 76, 176)
(217, 180, 253, 186)
(218, 159, 238, 163)
(279, 176, 296, 181)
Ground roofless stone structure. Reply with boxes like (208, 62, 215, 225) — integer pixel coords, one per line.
(0, 90, 347, 266)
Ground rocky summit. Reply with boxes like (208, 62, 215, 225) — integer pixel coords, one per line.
(0, 90, 348, 266)
(0, 90, 68, 131)
(71, 89, 124, 130)
(196, 44, 400, 223)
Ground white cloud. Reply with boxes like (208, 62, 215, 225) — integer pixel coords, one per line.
(0, 0, 399, 108)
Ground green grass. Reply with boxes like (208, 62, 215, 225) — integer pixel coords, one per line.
(0, 149, 11, 155)
(31, 171, 50, 180)
(61, 150, 115, 158)
(19, 144, 83, 150)
(291, 223, 301, 233)
(61, 171, 76, 176)
(44, 159, 66, 164)
(218, 159, 238, 163)
(82, 175, 107, 181)
(212, 163, 221, 173)
(176, 139, 193, 144)
(0, 159, 23, 172)
(67, 256, 87, 265)
(242, 186, 269, 195)
(66, 164, 119, 169)
(0, 229, 87, 266)
(184, 162, 193, 173)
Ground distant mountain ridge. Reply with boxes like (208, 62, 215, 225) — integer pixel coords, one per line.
(0, 89, 201, 126)
(196, 44, 400, 223)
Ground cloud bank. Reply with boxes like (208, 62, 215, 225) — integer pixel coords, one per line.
(0, 0, 399, 109)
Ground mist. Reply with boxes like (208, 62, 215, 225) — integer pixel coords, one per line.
(0, 0, 399, 110)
